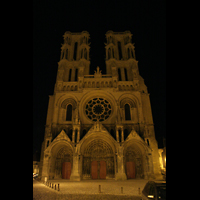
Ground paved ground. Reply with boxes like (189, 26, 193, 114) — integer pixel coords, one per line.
(48, 179, 147, 195)
(33, 179, 148, 200)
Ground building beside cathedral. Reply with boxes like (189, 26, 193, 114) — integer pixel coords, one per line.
(39, 31, 162, 181)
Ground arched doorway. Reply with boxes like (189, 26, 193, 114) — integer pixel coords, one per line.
(82, 139, 115, 179)
(54, 146, 73, 179)
(124, 145, 144, 179)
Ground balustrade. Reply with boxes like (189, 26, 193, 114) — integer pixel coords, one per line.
(117, 81, 135, 91)
(56, 77, 136, 91)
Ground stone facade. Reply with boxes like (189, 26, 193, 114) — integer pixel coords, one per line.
(39, 31, 162, 181)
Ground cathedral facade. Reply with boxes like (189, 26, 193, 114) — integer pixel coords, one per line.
(39, 31, 162, 181)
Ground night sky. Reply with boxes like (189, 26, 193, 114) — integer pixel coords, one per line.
(33, 0, 166, 157)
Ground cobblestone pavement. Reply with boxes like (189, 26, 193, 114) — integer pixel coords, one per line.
(33, 179, 147, 200)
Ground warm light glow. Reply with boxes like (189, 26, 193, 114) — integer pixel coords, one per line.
(147, 195, 154, 198)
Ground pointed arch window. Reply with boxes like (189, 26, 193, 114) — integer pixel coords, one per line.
(124, 68, 128, 81)
(73, 42, 78, 60)
(118, 41, 122, 60)
(68, 69, 72, 81)
(84, 48, 87, 59)
(66, 104, 72, 121)
(108, 48, 111, 59)
(66, 49, 68, 59)
(127, 48, 131, 59)
(131, 49, 134, 58)
(81, 49, 84, 58)
(112, 47, 115, 58)
(125, 104, 131, 120)
(118, 68, 122, 81)
(75, 68, 78, 81)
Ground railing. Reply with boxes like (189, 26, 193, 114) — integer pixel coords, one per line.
(62, 82, 78, 91)
(84, 75, 94, 78)
(55, 77, 137, 91)
(83, 74, 112, 78)
(117, 81, 135, 91)
(83, 77, 114, 88)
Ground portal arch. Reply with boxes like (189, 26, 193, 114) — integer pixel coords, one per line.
(123, 139, 151, 179)
(81, 138, 115, 179)
(49, 142, 73, 179)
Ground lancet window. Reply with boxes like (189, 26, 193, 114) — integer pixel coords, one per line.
(125, 104, 131, 120)
(66, 104, 72, 121)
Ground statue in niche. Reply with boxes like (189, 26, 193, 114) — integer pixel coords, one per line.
(94, 66, 102, 78)
(94, 119, 100, 131)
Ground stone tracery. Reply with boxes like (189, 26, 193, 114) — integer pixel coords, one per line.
(85, 98, 112, 122)
(82, 139, 115, 179)
(40, 31, 162, 182)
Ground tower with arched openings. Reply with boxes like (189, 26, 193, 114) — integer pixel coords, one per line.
(39, 31, 162, 181)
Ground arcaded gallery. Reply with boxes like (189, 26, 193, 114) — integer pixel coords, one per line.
(39, 31, 162, 181)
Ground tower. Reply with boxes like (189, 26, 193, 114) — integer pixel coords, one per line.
(56, 31, 90, 90)
(39, 31, 162, 181)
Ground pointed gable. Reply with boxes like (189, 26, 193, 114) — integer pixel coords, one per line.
(81, 121, 114, 142)
(126, 130, 144, 142)
(53, 129, 71, 142)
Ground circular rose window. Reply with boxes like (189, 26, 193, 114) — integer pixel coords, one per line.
(85, 98, 112, 122)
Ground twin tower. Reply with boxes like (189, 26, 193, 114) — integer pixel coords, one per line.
(56, 31, 138, 87)
(40, 31, 162, 181)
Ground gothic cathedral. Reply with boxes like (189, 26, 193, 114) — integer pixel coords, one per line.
(39, 31, 162, 181)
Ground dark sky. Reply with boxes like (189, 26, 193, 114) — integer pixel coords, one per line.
(33, 0, 166, 155)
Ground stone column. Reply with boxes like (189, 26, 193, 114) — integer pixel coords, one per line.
(52, 105, 59, 125)
(72, 128, 75, 143)
(131, 107, 134, 122)
(115, 146, 127, 180)
(121, 128, 124, 142)
(70, 147, 81, 181)
(116, 129, 119, 142)
(121, 40, 125, 60)
(77, 128, 80, 143)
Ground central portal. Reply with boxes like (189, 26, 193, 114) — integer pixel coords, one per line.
(82, 139, 114, 179)
(91, 160, 106, 179)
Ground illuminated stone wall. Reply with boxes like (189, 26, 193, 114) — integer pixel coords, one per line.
(39, 31, 163, 181)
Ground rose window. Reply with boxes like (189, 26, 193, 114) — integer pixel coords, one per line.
(85, 98, 112, 122)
